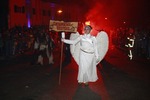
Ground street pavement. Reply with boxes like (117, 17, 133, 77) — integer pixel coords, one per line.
(0, 46, 150, 100)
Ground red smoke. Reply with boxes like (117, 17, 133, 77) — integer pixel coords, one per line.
(82, 0, 149, 30)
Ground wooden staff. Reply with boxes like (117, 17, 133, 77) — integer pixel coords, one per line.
(59, 32, 65, 85)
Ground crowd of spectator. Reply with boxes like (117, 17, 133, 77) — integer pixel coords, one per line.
(0, 25, 61, 60)
(111, 27, 150, 59)
(0, 25, 150, 61)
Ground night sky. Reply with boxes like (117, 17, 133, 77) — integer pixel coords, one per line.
(0, 0, 148, 30)
(48, 0, 150, 27)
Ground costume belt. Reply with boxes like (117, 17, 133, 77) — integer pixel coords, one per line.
(80, 49, 94, 54)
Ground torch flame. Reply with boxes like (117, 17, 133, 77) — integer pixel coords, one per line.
(85, 21, 90, 25)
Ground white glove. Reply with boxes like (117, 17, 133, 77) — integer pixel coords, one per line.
(61, 32, 65, 39)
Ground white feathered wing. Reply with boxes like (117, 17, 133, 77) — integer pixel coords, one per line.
(96, 31, 109, 64)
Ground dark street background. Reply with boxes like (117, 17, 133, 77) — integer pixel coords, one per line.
(0, 46, 150, 100)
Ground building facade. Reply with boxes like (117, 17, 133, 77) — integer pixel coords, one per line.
(7, 0, 82, 29)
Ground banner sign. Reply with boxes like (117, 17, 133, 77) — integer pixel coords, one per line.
(49, 20, 78, 32)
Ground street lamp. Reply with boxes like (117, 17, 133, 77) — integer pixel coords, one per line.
(57, 10, 62, 14)
(57, 10, 63, 21)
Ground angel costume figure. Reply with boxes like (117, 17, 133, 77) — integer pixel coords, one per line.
(62, 25, 109, 86)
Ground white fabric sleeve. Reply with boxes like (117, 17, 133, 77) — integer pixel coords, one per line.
(63, 36, 81, 45)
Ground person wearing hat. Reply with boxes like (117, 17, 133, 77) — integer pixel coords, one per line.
(61, 25, 99, 87)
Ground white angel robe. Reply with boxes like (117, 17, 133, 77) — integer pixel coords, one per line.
(63, 33, 99, 83)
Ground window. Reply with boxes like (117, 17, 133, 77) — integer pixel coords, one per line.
(14, 5, 18, 12)
(32, 8, 36, 15)
(22, 6, 25, 13)
(42, 10, 46, 16)
(14, 5, 25, 13)
(48, 10, 51, 16)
